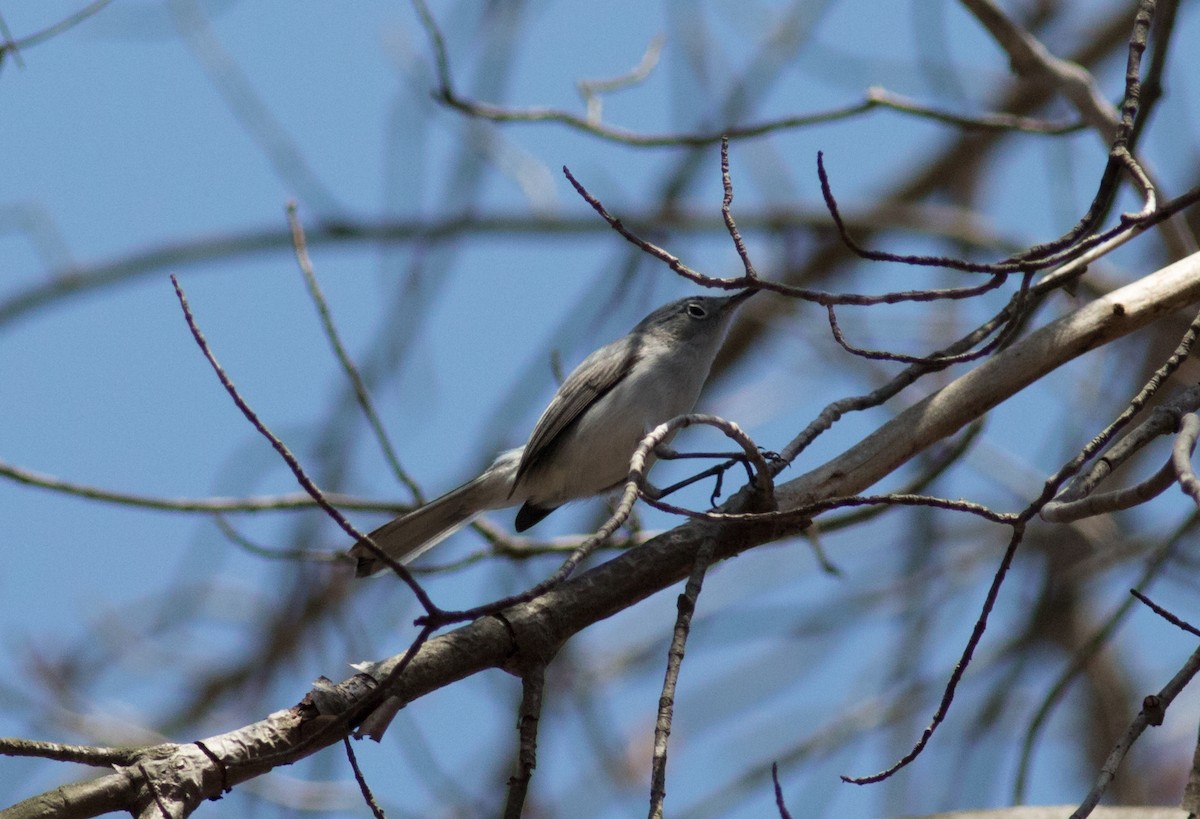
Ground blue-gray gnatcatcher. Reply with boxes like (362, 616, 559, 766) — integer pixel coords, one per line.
(350, 289, 754, 576)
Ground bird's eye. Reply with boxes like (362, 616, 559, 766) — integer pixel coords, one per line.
(686, 302, 707, 318)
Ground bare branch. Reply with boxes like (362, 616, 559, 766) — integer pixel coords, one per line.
(649, 536, 716, 819)
(287, 203, 425, 504)
(168, 0, 341, 212)
(778, 250, 1200, 504)
(959, 0, 1118, 141)
(1070, 642, 1200, 817)
(1132, 590, 1200, 638)
(771, 763, 793, 819)
(1013, 512, 1198, 803)
(0, 456, 403, 515)
(503, 667, 546, 819)
(0, 0, 112, 62)
(0, 737, 152, 767)
(169, 275, 438, 613)
(1173, 413, 1200, 508)
(577, 34, 664, 124)
(0, 205, 1022, 331)
(411, 0, 1083, 146)
(343, 737, 385, 819)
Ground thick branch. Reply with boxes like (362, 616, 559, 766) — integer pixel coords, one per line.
(11, 254, 1200, 819)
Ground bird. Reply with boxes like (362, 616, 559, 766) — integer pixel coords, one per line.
(350, 289, 754, 576)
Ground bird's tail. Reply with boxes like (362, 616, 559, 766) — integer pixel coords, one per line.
(350, 463, 514, 577)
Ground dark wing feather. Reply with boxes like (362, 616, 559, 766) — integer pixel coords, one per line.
(512, 334, 643, 492)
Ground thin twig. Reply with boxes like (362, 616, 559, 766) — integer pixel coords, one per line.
(842, 519, 1026, 784)
(562, 164, 751, 293)
(0, 0, 111, 59)
(1131, 589, 1200, 638)
(566, 160, 1040, 309)
(719, 138, 757, 281)
(1041, 453, 1176, 523)
(645, 491, 1014, 528)
(771, 763, 793, 819)
(819, 421, 985, 532)
(821, 275, 1016, 366)
(1070, 641, 1200, 817)
(343, 737, 386, 819)
(287, 202, 424, 503)
(1012, 512, 1198, 802)
(849, 250, 1200, 783)
(168, 275, 439, 615)
(1049, 384, 1200, 506)
(213, 514, 352, 564)
(649, 536, 717, 819)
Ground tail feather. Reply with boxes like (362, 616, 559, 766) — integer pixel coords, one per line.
(350, 466, 512, 577)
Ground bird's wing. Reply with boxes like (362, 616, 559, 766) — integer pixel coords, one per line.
(512, 334, 642, 491)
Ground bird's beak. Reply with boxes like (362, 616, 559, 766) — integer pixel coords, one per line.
(722, 287, 758, 311)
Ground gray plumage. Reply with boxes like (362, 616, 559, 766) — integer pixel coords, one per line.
(350, 289, 754, 576)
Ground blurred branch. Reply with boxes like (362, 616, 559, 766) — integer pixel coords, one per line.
(287, 203, 425, 504)
(412, 0, 1083, 146)
(0, 0, 112, 67)
(0, 456, 404, 514)
(576, 33, 664, 124)
(1012, 512, 1198, 803)
(213, 515, 352, 564)
(959, 0, 1118, 141)
(168, 0, 343, 213)
(0, 205, 1014, 330)
(0, 202, 75, 271)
